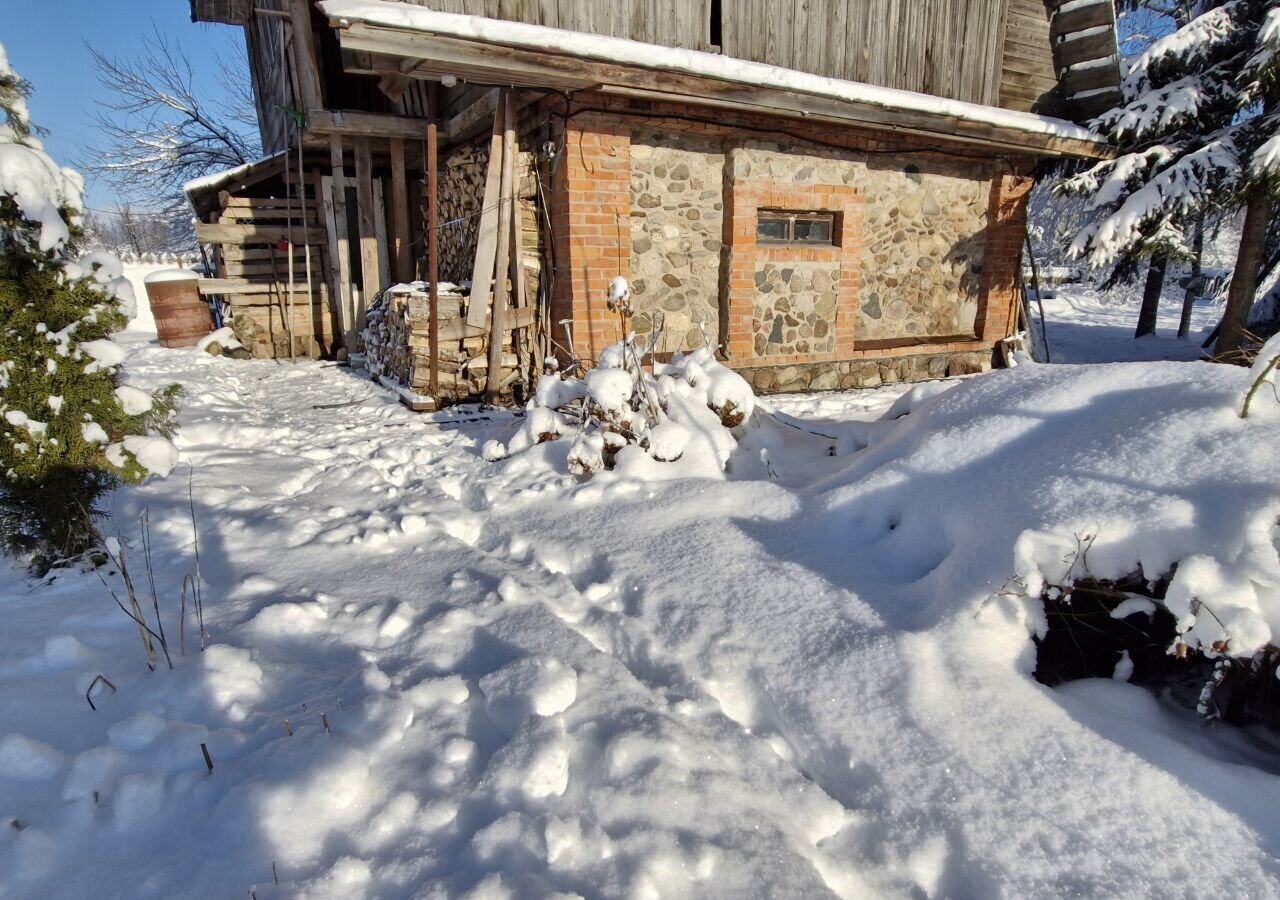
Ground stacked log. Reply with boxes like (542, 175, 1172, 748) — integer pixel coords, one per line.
(362, 282, 528, 402)
(436, 144, 540, 283)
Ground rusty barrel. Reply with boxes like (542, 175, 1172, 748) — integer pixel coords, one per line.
(144, 269, 211, 348)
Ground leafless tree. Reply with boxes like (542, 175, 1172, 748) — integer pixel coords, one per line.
(83, 26, 261, 245)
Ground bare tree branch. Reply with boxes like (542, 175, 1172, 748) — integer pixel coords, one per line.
(82, 25, 261, 248)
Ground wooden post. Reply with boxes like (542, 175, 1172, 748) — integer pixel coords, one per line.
(354, 137, 382, 340)
(287, 0, 323, 113)
(326, 134, 355, 353)
(467, 106, 507, 328)
(427, 93, 440, 399)
(485, 89, 516, 404)
(509, 156, 529, 389)
(389, 137, 412, 283)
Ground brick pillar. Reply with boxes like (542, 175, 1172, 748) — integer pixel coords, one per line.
(976, 171, 1034, 342)
(550, 114, 632, 363)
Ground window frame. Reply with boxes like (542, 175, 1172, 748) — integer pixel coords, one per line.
(755, 208, 840, 247)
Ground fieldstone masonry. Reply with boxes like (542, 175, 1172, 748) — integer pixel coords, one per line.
(628, 132, 724, 351)
(555, 102, 1028, 396)
(728, 145, 991, 345)
(753, 262, 840, 356)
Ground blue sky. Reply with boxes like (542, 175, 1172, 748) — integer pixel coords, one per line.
(3, 1, 249, 210)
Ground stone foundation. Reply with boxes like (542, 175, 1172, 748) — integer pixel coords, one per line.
(739, 349, 991, 394)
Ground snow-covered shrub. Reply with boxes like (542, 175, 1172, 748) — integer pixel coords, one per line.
(486, 339, 755, 479)
(0, 44, 177, 568)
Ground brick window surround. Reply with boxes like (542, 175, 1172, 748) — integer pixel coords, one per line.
(724, 181, 864, 364)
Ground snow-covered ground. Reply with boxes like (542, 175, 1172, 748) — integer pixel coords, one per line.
(2, 276, 1279, 898)
(1035, 282, 1220, 364)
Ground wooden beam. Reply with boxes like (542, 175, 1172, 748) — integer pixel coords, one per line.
(287, 0, 324, 112)
(427, 93, 440, 399)
(1052, 2, 1115, 38)
(311, 168, 345, 345)
(389, 137, 412, 282)
(485, 89, 516, 405)
(195, 222, 326, 244)
(305, 108, 432, 141)
(442, 88, 541, 146)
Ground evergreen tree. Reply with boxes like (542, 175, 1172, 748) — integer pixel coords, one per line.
(0, 42, 177, 569)
(1056, 0, 1280, 352)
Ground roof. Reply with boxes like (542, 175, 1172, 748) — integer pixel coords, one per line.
(183, 150, 289, 217)
(319, 0, 1113, 160)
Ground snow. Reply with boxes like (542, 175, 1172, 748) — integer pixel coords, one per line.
(121, 435, 179, 478)
(79, 339, 127, 374)
(113, 385, 153, 416)
(142, 268, 199, 284)
(1033, 281, 1220, 363)
(1, 321, 1279, 897)
(320, 1, 1101, 146)
(194, 326, 242, 353)
(181, 150, 286, 199)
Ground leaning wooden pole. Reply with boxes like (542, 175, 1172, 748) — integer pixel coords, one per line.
(427, 89, 441, 400)
(485, 89, 515, 404)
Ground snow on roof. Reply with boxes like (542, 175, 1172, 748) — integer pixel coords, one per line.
(319, 0, 1103, 147)
(182, 150, 287, 199)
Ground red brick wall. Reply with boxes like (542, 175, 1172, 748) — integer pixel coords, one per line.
(976, 172, 1034, 342)
(550, 114, 633, 362)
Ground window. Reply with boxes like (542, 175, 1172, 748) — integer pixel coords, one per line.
(756, 210, 837, 245)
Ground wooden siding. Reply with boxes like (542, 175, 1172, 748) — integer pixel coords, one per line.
(723, 0, 1008, 105)
(245, 0, 295, 154)
(401, 0, 713, 50)
(398, 0, 1009, 105)
(999, 0, 1057, 114)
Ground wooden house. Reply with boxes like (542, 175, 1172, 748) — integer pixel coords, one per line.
(186, 0, 1118, 401)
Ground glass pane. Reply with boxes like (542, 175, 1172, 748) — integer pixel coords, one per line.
(793, 216, 833, 243)
(756, 216, 790, 242)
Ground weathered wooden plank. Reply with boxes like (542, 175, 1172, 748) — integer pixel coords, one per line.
(485, 89, 516, 404)
(306, 108, 433, 140)
(389, 137, 412, 282)
(1055, 32, 1119, 69)
(354, 137, 383, 331)
(1051, 0, 1114, 38)
(1058, 60, 1121, 96)
(372, 177, 392, 288)
(326, 134, 356, 350)
(287, 0, 324, 111)
(467, 104, 506, 327)
(195, 222, 326, 244)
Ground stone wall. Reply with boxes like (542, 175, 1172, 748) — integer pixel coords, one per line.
(628, 131, 724, 351)
(740, 349, 991, 393)
(752, 261, 840, 357)
(548, 100, 1029, 394)
(728, 145, 991, 345)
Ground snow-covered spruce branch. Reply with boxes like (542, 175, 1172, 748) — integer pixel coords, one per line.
(1239, 329, 1280, 415)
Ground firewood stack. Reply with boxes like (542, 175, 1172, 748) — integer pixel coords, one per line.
(361, 282, 529, 402)
(437, 145, 540, 283)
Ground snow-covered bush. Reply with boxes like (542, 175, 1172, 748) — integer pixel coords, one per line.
(0, 43, 177, 568)
(484, 326, 755, 479)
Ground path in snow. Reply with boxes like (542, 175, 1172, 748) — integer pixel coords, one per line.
(3, 333, 1277, 899)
